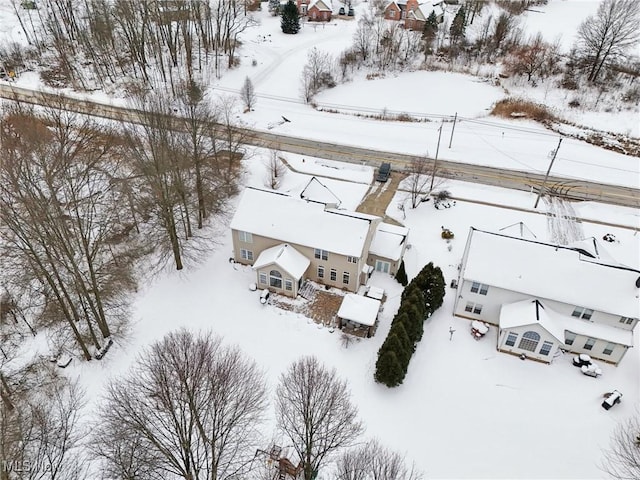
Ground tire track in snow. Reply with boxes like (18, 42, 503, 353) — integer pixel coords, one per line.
(544, 196, 584, 245)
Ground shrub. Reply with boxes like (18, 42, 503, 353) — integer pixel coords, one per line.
(374, 350, 405, 387)
(491, 98, 556, 123)
(395, 260, 408, 286)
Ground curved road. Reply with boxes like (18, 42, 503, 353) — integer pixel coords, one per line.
(1, 83, 638, 208)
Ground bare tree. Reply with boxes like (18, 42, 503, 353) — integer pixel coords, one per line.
(300, 47, 335, 101)
(241, 76, 256, 111)
(1, 363, 86, 480)
(576, 0, 640, 83)
(504, 33, 558, 82)
(0, 103, 136, 359)
(601, 411, 640, 480)
(406, 157, 432, 209)
(93, 330, 268, 480)
(275, 356, 363, 480)
(264, 150, 287, 189)
(334, 439, 423, 480)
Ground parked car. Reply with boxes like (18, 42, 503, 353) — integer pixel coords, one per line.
(581, 364, 602, 378)
(602, 390, 622, 410)
(572, 354, 592, 367)
(347, 6, 354, 15)
(338, 6, 345, 15)
(376, 162, 391, 182)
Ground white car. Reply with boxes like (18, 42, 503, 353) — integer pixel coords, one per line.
(581, 364, 602, 378)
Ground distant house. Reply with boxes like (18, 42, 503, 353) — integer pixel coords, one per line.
(296, 0, 332, 21)
(308, 0, 332, 21)
(230, 183, 409, 298)
(454, 228, 640, 365)
(384, 0, 444, 30)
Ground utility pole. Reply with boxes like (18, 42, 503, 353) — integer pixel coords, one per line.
(430, 121, 443, 191)
(534, 137, 563, 209)
(448, 112, 457, 148)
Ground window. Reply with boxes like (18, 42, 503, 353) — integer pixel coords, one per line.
(464, 302, 483, 315)
(317, 266, 324, 278)
(330, 269, 337, 282)
(375, 260, 390, 274)
(240, 249, 253, 261)
(505, 332, 518, 347)
(269, 270, 282, 289)
(620, 317, 635, 325)
(584, 338, 595, 351)
(470, 282, 489, 295)
(572, 307, 594, 321)
(238, 231, 253, 243)
(518, 331, 540, 352)
(539, 341, 553, 356)
(343, 272, 350, 285)
(259, 272, 267, 285)
(347, 256, 358, 264)
(284, 279, 293, 291)
(603, 342, 615, 355)
(314, 249, 328, 261)
(565, 332, 576, 346)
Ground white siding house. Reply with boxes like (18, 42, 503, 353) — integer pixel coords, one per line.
(230, 185, 410, 297)
(454, 228, 640, 365)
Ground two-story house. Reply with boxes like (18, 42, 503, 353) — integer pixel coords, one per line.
(384, 0, 444, 30)
(454, 228, 639, 365)
(230, 186, 409, 298)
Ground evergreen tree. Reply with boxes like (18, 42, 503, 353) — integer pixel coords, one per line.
(379, 333, 411, 369)
(374, 350, 405, 387)
(395, 260, 408, 286)
(422, 10, 439, 57)
(449, 5, 466, 45)
(424, 265, 446, 312)
(281, 0, 301, 34)
(388, 322, 414, 357)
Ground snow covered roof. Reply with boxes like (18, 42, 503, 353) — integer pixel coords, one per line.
(500, 299, 566, 342)
(252, 243, 310, 279)
(231, 188, 375, 257)
(463, 228, 640, 319)
(369, 223, 409, 261)
(300, 177, 341, 207)
(310, 0, 331, 11)
(337, 294, 381, 327)
(500, 299, 634, 347)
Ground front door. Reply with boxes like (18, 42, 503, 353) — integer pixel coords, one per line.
(375, 260, 390, 274)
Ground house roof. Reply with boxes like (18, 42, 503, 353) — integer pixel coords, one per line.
(300, 177, 341, 207)
(463, 228, 640, 319)
(309, 0, 331, 11)
(500, 299, 634, 347)
(231, 188, 375, 257)
(252, 243, 310, 279)
(369, 223, 409, 261)
(338, 294, 381, 326)
(500, 299, 566, 343)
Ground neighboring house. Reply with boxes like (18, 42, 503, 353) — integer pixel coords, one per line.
(296, 0, 332, 21)
(230, 185, 409, 298)
(384, 0, 444, 30)
(308, 0, 332, 21)
(453, 228, 640, 365)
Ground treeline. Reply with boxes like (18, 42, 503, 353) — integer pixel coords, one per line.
(303, 0, 639, 107)
(375, 262, 445, 387)
(3, 0, 259, 92)
(0, 90, 245, 359)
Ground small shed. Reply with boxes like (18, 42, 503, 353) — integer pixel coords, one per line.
(337, 294, 381, 338)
